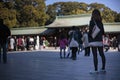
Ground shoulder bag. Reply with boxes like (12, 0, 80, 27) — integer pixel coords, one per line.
(92, 21, 100, 39)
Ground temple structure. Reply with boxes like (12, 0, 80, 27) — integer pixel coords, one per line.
(11, 14, 120, 46)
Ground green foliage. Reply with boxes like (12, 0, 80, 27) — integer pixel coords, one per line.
(0, 0, 48, 28)
(0, 2, 17, 28)
(46, 2, 120, 24)
(102, 8, 115, 22)
(45, 5, 57, 24)
(71, 9, 86, 14)
(115, 13, 120, 22)
(28, 19, 39, 27)
(15, 0, 48, 27)
(0, 1, 120, 28)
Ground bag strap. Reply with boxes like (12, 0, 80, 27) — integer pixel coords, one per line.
(72, 31, 76, 39)
(72, 31, 74, 37)
(94, 20, 97, 25)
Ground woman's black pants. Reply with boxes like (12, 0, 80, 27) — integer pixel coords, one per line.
(70, 47, 78, 60)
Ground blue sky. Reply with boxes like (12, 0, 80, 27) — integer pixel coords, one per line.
(45, 0, 120, 13)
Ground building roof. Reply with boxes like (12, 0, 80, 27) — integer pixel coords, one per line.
(46, 14, 91, 28)
(46, 14, 120, 33)
(104, 23, 120, 33)
(11, 27, 46, 35)
(11, 14, 120, 36)
(40, 28, 56, 36)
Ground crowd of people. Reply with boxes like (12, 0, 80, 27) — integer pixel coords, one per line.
(8, 36, 49, 51)
(57, 9, 120, 74)
(58, 26, 120, 60)
(0, 9, 120, 74)
(103, 35, 119, 52)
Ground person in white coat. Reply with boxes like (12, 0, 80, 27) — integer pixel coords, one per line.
(35, 36, 40, 50)
(10, 36, 15, 51)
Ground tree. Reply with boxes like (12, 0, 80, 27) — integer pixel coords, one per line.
(46, 2, 88, 24)
(46, 2, 120, 24)
(0, 1, 17, 28)
(89, 3, 115, 22)
(0, 1, 120, 28)
(15, 0, 48, 27)
(46, 5, 57, 25)
(101, 8, 115, 22)
(115, 13, 120, 22)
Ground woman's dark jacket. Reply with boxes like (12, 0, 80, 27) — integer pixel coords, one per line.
(89, 20, 105, 42)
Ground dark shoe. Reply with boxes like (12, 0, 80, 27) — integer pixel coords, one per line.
(60, 57, 62, 59)
(3, 61, 7, 64)
(64, 55, 66, 58)
(72, 58, 76, 60)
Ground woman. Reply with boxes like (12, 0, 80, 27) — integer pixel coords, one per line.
(89, 9, 106, 74)
(69, 26, 79, 60)
(58, 34, 68, 59)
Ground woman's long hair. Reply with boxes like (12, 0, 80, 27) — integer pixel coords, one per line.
(91, 9, 102, 21)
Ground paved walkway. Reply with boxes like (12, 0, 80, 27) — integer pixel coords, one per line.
(0, 49, 120, 80)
